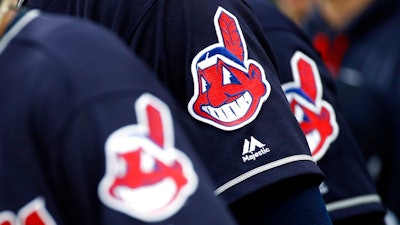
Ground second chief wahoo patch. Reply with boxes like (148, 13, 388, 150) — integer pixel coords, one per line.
(188, 7, 271, 131)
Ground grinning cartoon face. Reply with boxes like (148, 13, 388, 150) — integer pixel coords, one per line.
(188, 7, 271, 131)
(99, 94, 198, 222)
(282, 51, 339, 161)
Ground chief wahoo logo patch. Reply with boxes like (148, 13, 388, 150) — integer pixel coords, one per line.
(188, 7, 271, 131)
(282, 51, 339, 161)
(99, 94, 198, 222)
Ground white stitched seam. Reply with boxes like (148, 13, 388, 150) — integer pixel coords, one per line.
(326, 194, 382, 212)
(214, 154, 315, 195)
(0, 10, 39, 55)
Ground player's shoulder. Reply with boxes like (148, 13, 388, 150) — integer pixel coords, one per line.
(246, 0, 293, 30)
(246, 0, 316, 52)
(27, 11, 129, 57)
(7, 10, 163, 116)
(16, 10, 152, 88)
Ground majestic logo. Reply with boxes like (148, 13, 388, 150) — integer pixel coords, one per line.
(242, 136, 270, 163)
(188, 7, 271, 131)
(99, 94, 198, 222)
(0, 197, 56, 225)
(282, 51, 339, 161)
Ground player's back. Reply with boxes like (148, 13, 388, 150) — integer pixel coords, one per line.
(0, 9, 238, 225)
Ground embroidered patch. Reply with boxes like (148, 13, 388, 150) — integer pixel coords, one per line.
(188, 7, 271, 131)
(282, 51, 339, 161)
(0, 197, 56, 225)
(99, 94, 198, 222)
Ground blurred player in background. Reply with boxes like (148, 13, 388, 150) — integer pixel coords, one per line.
(246, 1, 388, 224)
(300, 0, 400, 221)
(271, 0, 314, 25)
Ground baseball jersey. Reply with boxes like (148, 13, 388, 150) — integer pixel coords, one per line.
(0, 10, 239, 225)
(23, 0, 326, 206)
(245, 0, 387, 221)
(302, 0, 400, 218)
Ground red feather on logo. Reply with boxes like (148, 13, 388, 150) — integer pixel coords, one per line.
(218, 11, 244, 61)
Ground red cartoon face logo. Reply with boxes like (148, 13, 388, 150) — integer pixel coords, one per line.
(188, 7, 271, 131)
(282, 51, 339, 161)
(98, 94, 198, 222)
(0, 198, 56, 225)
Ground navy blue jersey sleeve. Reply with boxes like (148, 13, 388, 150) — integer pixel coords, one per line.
(24, 0, 325, 208)
(0, 11, 238, 225)
(245, 0, 386, 222)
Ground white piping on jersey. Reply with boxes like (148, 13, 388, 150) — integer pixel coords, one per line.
(0, 10, 39, 55)
(16, 0, 25, 9)
(325, 194, 382, 212)
(214, 154, 315, 195)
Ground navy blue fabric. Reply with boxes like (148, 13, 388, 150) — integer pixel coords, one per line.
(230, 176, 333, 225)
(0, 11, 238, 225)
